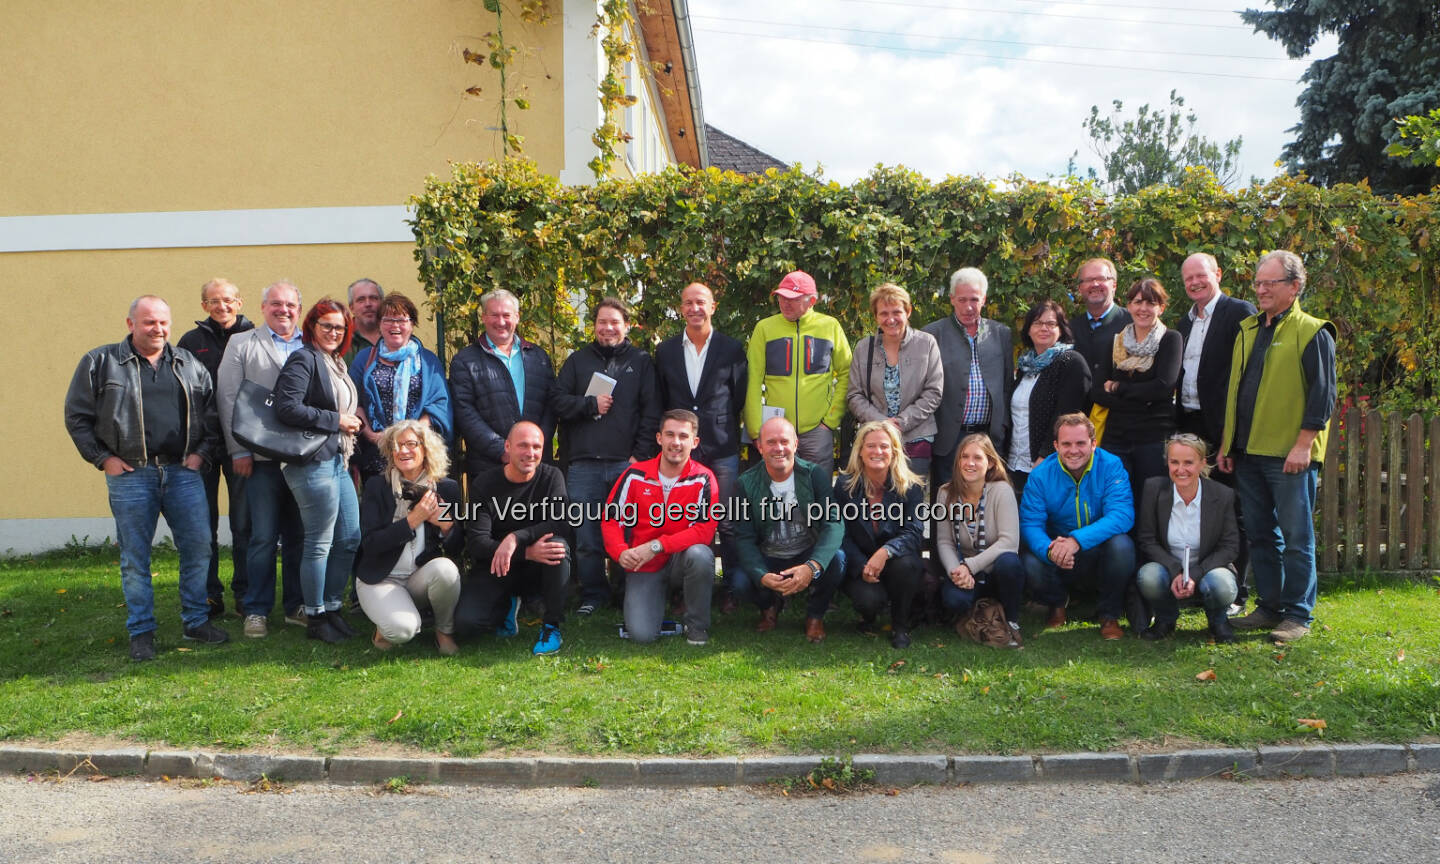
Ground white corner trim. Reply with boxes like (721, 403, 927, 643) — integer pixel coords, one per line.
(0, 205, 414, 253)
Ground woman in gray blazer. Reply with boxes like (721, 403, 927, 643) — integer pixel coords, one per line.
(1135, 434, 1241, 642)
(846, 283, 945, 477)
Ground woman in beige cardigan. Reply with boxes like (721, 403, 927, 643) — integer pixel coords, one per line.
(846, 282, 945, 477)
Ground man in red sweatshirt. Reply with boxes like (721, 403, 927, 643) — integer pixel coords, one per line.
(602, 409, 719, 645)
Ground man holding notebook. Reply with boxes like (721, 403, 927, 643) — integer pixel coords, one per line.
(551, 296, 661, 614)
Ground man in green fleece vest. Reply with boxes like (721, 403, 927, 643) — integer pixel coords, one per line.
(1218, 251, 1336, 644)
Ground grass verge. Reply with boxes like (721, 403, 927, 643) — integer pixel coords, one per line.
(2, 547, 1437, 757)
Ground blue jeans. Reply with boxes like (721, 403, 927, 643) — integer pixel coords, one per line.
(939, 550, 1025, 624)
(202, 458, 249, 604)
(731, 551, 842, 619)
(240, 461, 304, 617)
(707, 453, 741, 590)
(1136, 562, 1237, 623)
(1234, 454, 1318, 625)
(567, 458, 631, 607)
(1023, 533, 1136, 620)
(105, 464, 212, 636)
(283, 454, 360, 615)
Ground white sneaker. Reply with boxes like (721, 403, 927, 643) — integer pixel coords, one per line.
(284, 608, 307, 627)
(243, 614, 268, 638)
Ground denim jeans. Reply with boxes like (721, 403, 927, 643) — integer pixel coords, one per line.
(707, 453, 741, 589)
(623, 544, 715, 642)
(1234, 454, 1318, 625)
(1023, 533, 1136, 620)
(938, 550, 1025, 624)
(105, 464, 212, 636)
(566, 458, 631, 607)
(282, 454, 361, 615)
(240, 461, 304, 617)
(731, 550, 842, 619)
(1135, 562, 1238, 623)
(201, 458, 249, 605)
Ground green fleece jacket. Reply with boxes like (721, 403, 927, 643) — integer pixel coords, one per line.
(732, 457, 844, 575)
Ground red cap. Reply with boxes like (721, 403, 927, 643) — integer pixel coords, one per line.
(773, 271, 817, 299)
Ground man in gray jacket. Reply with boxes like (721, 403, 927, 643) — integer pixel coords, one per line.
(65, 296, 230, 661)
(216, 281, 307, 638)
(923, 267, 1013, 489)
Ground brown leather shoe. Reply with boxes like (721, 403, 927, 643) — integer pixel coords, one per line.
(756, 606, 778, 633)
(434, 631, 458, 656)
(719, 590, 740, 615)
(1099, 618, 1124, 640)
(1045, 606, 1067, 629)
(804, 617, 826, 643)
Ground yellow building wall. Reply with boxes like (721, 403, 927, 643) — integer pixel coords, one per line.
(3, 0, 564, 213)
(5, 243, 444, 525)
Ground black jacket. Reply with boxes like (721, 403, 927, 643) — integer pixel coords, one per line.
(1136, 476, 1240, 577)
(178, 315, 255, 458)
(1070, 304, 1132, 402)
(450, 336, 556, 475)
(654, 330, 747, 462)
(1176, 293, 1257, 448)
(65, 338, 221, 469)
(1013, 349, 1092, 466)
(551, 340, 660, 463)
(1090, 328, 1184, 447)
(356, 476, 464, 584)
(273, 345, 346, 464)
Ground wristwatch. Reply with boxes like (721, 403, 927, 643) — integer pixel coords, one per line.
(649, 539, 663, 554)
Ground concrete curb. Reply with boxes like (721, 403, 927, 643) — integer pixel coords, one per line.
(2, 743, 1435, 788)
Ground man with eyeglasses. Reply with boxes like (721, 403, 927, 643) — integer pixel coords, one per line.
(343, 278, 384, 364)
(178, 278, 256, 619)
(1218, 251, 1335, 644)
(1068, 257, 1132, 399)
(216, 281, 308, 638)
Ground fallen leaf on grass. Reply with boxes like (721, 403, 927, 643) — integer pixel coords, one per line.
(176, 647, 191, 652)
(1195, 669, 1217, 681)
(762, 708, 775, 715)
(387, 709, 403, 725)
(1272, 653, 1286, 662)
(885, 788, 900, 796)
(1296, 718, 1327, 730)
(87, 774, 109, 783)
(887, 660, 905, 672)
(820, 777, 837, 791)
(1396, 650, 1406, 662)
(56, 588, 67, 594)
(980, 686, 990, 694)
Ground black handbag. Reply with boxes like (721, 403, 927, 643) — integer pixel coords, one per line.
(231, 378, 326, 462)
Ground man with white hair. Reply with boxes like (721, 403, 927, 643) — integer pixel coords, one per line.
(923, 267, 1012, 489)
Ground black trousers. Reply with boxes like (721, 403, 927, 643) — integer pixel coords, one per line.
(843, 551, 923, 630)
(453, 547, 570, 639)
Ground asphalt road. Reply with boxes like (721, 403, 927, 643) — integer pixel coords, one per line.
(2, 773, 1437, 863)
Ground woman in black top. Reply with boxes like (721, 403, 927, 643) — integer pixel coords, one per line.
(1005, 299, 1091, 497)
(1090, 278, 1184, 505)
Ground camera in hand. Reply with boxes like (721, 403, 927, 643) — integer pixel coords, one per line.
(400, 480, 429, 510)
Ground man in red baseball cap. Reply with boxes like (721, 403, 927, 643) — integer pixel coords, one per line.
(744, 270, 852, 475)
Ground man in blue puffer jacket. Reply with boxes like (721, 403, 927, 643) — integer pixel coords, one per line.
(1019, 412, 1135, 640)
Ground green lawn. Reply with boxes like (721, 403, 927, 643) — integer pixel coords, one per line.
(1, 546, 1436, 757)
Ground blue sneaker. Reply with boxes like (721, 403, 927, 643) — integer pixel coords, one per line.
(532, 624, 562, 656)
(495, 596, 520, 638)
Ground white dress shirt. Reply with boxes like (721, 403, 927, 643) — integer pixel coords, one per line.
(1167, 483, 1203, 572)
(683, 329, 711, 397)
(1180, 293, 1221, 411)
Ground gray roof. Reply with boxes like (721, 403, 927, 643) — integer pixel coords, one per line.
(704, 124, 788, 174)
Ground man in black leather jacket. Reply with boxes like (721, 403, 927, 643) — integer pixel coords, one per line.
(64, 295, 229, 661)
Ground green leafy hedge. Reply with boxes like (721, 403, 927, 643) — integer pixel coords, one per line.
(410, 158, 1440, 414)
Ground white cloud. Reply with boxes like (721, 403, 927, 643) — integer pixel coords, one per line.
(690, 0, 1332, 185)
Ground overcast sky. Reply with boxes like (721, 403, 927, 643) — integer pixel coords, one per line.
(687, 0, 1336, 185)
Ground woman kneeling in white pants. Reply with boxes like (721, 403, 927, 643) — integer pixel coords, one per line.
(356, 419, 462, 654)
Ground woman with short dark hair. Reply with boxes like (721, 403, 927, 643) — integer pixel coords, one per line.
(1006, 299, 1091, 495)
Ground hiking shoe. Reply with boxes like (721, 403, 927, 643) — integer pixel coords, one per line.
(533, 624, 562, 655)
(1269, 619, 1311, 643)
(496, 596, 520, 637)
(576, 602, 598, 617)
(1231, 607, 1282, 631)
(686, 629, 709, 646)
(243, 615, 268, 638)
(1099, 618, 1124, 640)
(129, 631, 157, 662)
(1045, 605, 1067, 629)
(183, 621, 231, 644)
(284, 608, 308, 627)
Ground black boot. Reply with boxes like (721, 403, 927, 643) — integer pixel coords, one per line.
(1141, 618, 1176, 640)
(1207, 608, 1236, 644)
(307, 614, 345, 644)
(326, 610, 356, 639)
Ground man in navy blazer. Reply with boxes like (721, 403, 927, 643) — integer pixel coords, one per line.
(1175, 252, 1256, 612)
(655, 283, 747, 604)
(1068, 257, 1132, 399)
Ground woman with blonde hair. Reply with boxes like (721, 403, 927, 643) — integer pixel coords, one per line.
(354, 419, 463, 655)
(846, 282, 944, 477)
(833, 420, 926, 648)
(935, 433, 1024, 647)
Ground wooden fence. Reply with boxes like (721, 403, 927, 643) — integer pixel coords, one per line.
(1320, 405, 1440, 573)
